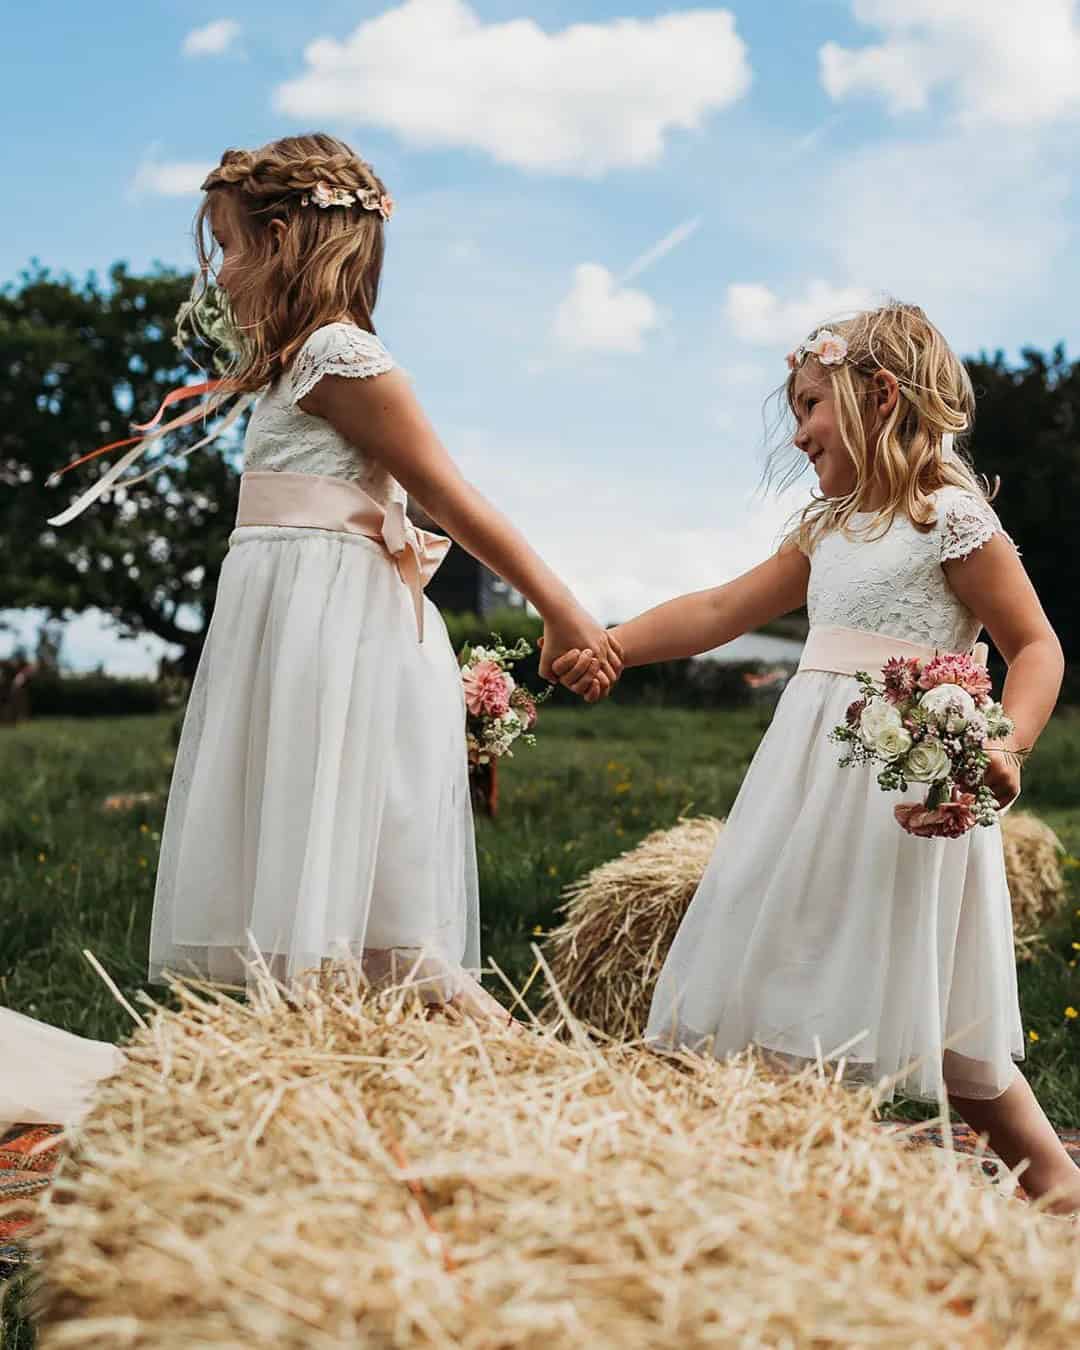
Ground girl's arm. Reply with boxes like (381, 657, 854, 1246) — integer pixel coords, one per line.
(604, 546, 811, 668)
(943, 535, 1064, 802)
(299, 370, 621, 698)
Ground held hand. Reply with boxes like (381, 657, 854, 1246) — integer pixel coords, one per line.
(984, 740, 1023, 810)
(539, 618, 624, 703)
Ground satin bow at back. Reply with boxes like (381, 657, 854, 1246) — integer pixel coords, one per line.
(235, 471, 450, 641)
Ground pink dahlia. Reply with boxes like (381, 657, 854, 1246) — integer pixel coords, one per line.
(462, 659, 511, 718)
(918, 653, 992, 702)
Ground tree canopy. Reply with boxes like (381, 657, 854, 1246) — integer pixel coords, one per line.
(1, 264, 242, 676)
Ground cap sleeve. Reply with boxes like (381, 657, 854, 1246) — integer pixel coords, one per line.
(938, 488, 1014, 562)
(290, 323, 395, 406)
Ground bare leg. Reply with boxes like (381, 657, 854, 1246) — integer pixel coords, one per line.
(949, 1072, 1080, 1214)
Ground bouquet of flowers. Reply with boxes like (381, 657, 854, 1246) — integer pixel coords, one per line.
(829, 651, 1015, 838)
(460, 634, 552, 768)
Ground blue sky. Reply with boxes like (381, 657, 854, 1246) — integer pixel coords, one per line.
(4, 1, 1080, 673)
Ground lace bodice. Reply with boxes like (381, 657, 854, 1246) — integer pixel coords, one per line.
(242, 323, 405, 508)
(806, 487, 1011, 651)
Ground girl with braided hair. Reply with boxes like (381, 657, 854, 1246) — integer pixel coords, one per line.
(150, 133, 624, 1017)
(36, 133, 622, 1042)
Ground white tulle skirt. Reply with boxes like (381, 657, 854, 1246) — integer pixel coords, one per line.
(0, 1008, 124, 1133)
(149, 525, 482, 996)
(645, 669, 1025, 1103)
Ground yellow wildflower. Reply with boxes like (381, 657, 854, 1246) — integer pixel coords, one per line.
(532, 925, 544, 936)
(1066, 1007, 1078, 1020)
(1028, 1030, 1040, 1043)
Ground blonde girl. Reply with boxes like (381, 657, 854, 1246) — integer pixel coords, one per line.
(555, 302, 1078, 1211)
(39, 132, 622, 1038)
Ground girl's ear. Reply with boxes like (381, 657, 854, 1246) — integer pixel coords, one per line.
(872, 369, 899, 419)
(269, 218, 287, 249)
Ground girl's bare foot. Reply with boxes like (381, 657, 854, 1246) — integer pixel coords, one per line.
(949, 1071, 1080, 1214)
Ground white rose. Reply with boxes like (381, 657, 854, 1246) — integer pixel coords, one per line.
(919, 683, 977, 724)
(905, 738, 952, 784)
(859, 698, 912, 760)
(859, 697, 902, 745)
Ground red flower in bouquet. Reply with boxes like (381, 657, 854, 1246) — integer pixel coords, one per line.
(881, 656, 921, 704)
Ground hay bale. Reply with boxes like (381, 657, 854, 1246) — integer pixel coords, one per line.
(1003, 811, 1067, 955)
(30, 973, 1080, 1347)
(543, 811, 1066, 1038)
(542, 817, 724, 1040)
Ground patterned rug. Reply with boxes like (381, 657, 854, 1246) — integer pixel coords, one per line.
(0, 1125, 63, 1275)
(878, 1121, 1080, 1195)
(1, 1122, 1077, 1276)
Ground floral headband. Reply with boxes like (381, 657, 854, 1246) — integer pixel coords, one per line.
(786, 328, 848, 371)
(786, 328, 965, 459)
(299, 180, 394, 222)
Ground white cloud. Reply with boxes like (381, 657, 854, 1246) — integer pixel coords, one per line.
(453, 441, 808, 623)
(130, 151, 212, 199)
(553, 264, 660, 354)
(821, 0, 1080, 126)
(725, 280, 878, 346)
(815, 136, 1071, 342)
(274, 0, 751, 176)
(182, 19, 242, 57)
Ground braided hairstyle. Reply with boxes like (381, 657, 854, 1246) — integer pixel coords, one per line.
(191, 133, 392, 392)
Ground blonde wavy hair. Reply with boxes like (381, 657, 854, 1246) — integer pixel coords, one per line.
(190, 132, 390, 393)
(772, 301, 992, 553)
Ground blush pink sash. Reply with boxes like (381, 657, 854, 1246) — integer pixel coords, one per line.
(797, 624, 988, 677)
(235, 471, 451, 641)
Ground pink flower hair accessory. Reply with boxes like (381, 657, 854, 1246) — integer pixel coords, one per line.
(787, 328, 849, 371)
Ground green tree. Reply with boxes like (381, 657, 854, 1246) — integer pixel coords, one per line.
(965, 346, 1080, 687)
(0, 264, 243, 677)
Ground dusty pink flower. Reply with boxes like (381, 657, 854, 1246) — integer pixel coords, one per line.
(894, 790, 978, 839)
(846, 698, 866, 726)
(805, 329, 848, 366)
(882, 656, 921, 705)
(462, 659, 511, 718)
(918, 653, 993, 701)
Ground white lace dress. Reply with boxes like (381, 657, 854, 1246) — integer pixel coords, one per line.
(149, 323, 481, 994)
(646, 487, 1025, 1103)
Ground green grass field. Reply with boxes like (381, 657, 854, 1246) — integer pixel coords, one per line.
(2, 703, 1079, 1106)
(2, 703, 1080, 1343)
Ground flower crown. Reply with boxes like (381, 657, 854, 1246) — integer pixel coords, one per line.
(786, 329, 848, 371)
(299, 180, 394, 222)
